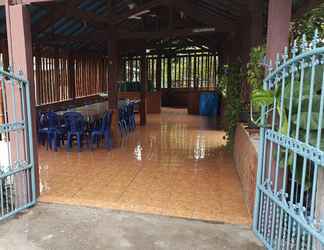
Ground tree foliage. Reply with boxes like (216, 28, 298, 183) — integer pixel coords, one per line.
(291, 3, 324, 44)
(247, 46, 266, 91)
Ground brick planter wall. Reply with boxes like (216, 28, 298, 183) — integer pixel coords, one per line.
(233, 123, 259, 216)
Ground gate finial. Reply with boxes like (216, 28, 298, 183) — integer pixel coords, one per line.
(275, 53, 280, 69)
(283, 47, 288, 62)
(312, 29, 319, 49)
(291, 40, 298, 58)
(301, 34, 308, 52)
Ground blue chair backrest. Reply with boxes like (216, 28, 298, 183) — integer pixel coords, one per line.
(128, 103, 135, 116)
(47, 112, 60, 129)
(64, 112, 85, 133)
(38, 112, 48, 129)
(108, 111, 112, 127)
(119, 108, 126, 121)
(99, 111, 112, 132)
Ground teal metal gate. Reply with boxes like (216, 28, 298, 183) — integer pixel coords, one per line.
(0, 66, 36, 221)
(253, 31, 324, 249)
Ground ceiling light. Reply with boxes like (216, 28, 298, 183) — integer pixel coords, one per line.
(128, 3, 136, 9)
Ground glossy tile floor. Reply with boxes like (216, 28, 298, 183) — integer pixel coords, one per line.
(39, 108, 251, 225)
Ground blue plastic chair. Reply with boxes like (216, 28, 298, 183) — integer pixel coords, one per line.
(118, 107, 128, 136)
(127, 102, 136, 131)
(91, 111, 113, 149)
(40, 112, 65, 151)
(37, 112, 48, 146)
(64, 112, 86, 152)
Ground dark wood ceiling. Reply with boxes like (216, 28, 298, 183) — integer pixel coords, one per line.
(25, 0, 252, 54)
(0, 0, 316, 55)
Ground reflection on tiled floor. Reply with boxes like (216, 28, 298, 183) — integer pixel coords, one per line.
(39, 108, 251, 225)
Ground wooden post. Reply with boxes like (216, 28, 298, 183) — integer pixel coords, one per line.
(107, 26, 120, 141)
(0, 40, 8, 125)
(249, 0, 264, 48)
(140, 51, 148, 126)
(266, 0, 292, 63)
(35, 51, 41, 105)
(188, 54, 192, 88)
(193, 53, 198, 89)
(5, 3, 39, 197)
(167, 56, 172, 89)
(1, 39, 9, 70)
(54, 53, 60, 102)
(108, 32, 119, 110)
(156, 54, 162, 91)
(68, 54, 75, 100)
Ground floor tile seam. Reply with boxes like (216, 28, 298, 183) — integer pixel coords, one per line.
(115, 167, 144, 203)
(69, 170, 117, 198)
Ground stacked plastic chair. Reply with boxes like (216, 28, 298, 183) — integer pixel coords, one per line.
(64, 112, 86, 152)
(118, 106, 128, 136)
(127, 102, 136, 131)
(91, 111, 113, 149)
(118, 102, 136, 137)
(37, 112, 48, 146)
(38, 112, 65, 151)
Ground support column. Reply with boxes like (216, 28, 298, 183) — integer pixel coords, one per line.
(68, 54, 76, 100)
(107, 26, 120, 141)
(193, 54, 198, 89)
(5, 3, 39, 197)
(1, 39, 9, 70)
(249, 0, 265, 48)
(156, 54, 162, 91)
(266, 0, 292, 63)
(0, 40, 8, 125)
(140, 52, 148, 126)
(167, 56, 172, 89)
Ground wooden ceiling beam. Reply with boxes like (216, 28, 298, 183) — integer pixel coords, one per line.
(0, 0, 60, 6)
(111, 0, 169, 25)
(118, 27, 218, 40)
(173, 0, 237, 32)
(32, 0, 111, 34)
(35, 31, 107, 44)
(32, 0, 84, 34)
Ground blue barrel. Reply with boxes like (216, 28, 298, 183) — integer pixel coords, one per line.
(199, 92, 220, 116)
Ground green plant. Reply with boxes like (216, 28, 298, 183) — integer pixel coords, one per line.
(219, 63, 244, 150)
(292, 3, 324, 45)
(247, 46, 266, 91)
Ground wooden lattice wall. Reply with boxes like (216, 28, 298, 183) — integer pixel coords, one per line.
(33, 52, 109, 105)
(123, 51, 218, 90)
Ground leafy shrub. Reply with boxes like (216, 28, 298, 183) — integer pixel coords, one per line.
(247, 46, 266, 91)
(219, 63, 244, 150)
